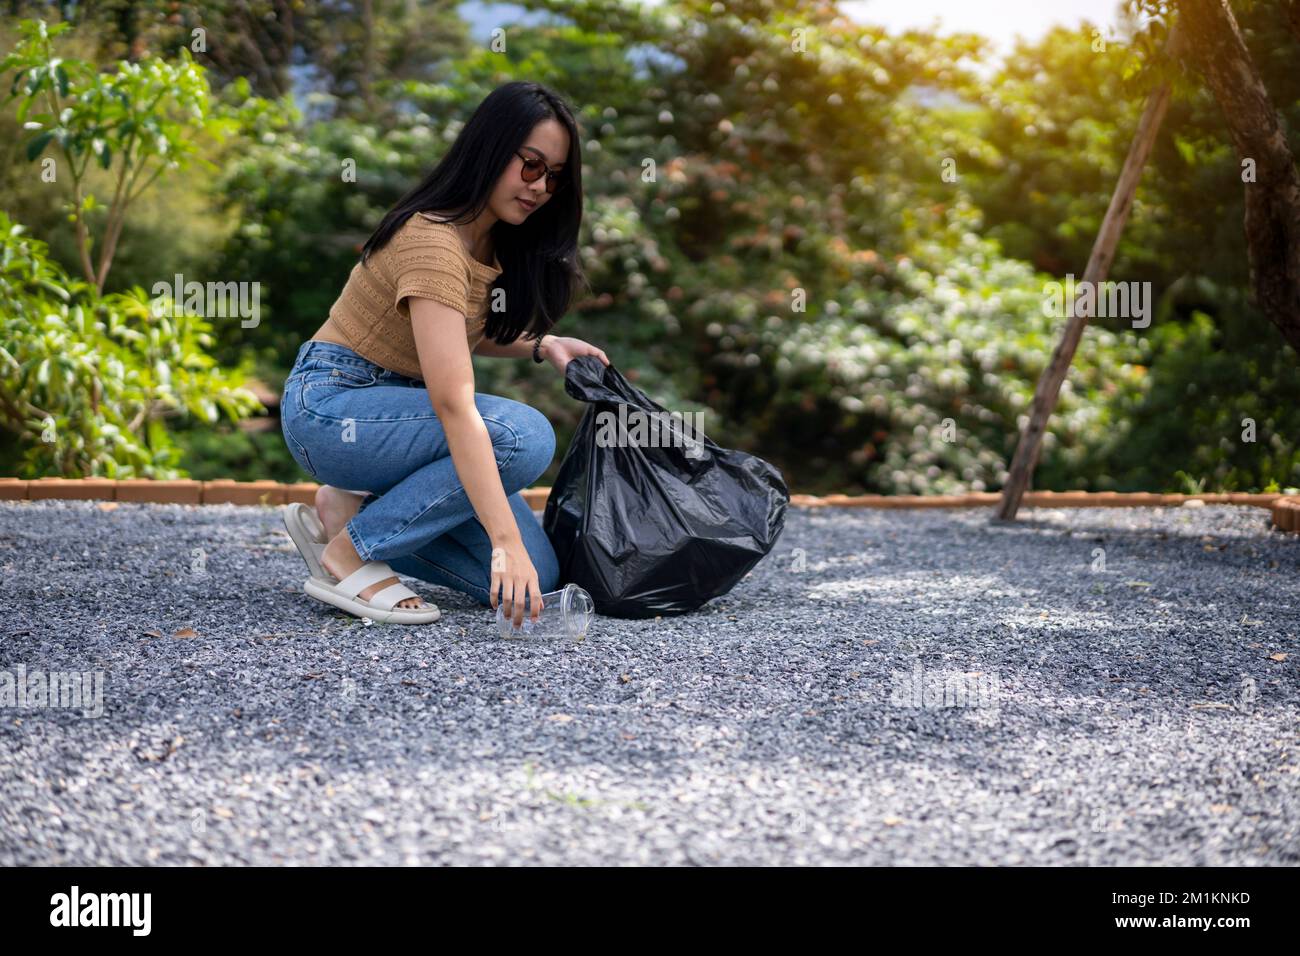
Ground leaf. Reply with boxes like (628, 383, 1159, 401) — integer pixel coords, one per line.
(25, 130, 54, 161)
(173, 627, 198, 639)
(24, 65, 46, 95)
(1269, 653, 1288, 662)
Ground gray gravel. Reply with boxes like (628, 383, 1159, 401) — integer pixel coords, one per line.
(1, 498, 1297, 865)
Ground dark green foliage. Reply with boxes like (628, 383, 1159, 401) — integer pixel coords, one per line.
(2, 2, 1295, 492)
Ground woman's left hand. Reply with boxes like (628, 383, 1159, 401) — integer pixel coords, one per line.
(541, 335, 609, 373)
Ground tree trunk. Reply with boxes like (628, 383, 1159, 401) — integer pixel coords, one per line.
(1284, 0, 1300, 46)
(1178, 0, 1300, 352)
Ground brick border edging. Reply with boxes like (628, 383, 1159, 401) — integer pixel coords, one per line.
(1, 479, 1296, 534)
(791, 490, 1283, 509)
(792, 490, 1297, 535)
(1272, 494, 1300, 533)
(0, 477, 550, 510)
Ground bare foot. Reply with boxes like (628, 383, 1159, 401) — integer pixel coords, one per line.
(315, 485, 425, 610)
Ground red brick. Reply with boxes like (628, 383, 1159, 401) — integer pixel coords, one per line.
(116, 479, 203, 504)
(284, 482, 319, 505)
(1120, 492, 1162, 506)
(27, 478, 116, 501)
(823, 494, 886, 507)
(911, 495, 966, 508)
(202, 480, 286, 506)
(1232, 493, 1280, 507)
(1060, 494, 1102, 509)
(1025, 491, 1087, 507)
(1107, 493, 1158, 506)
(521, 486, 550, 511)
(0, 478, 28, 500)
(865, 496, 913, 509)
(789, 494, 828, 507)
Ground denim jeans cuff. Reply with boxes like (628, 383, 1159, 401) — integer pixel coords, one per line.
(346, 518, 374, 562)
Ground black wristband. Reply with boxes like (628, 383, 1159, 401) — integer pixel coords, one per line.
(532, 335, 546, 364)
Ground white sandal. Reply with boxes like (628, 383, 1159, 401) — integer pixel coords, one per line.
(282, 503, 329, 579)
(304, 559, 441, 625)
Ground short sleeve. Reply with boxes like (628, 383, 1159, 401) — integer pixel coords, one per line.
(390, 218, 472, 320)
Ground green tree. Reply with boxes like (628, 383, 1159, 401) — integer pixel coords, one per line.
(0, 211, 261, 477)
(1, 17, 231, 292)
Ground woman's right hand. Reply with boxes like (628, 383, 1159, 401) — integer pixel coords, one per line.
(491, 536, 544, 628)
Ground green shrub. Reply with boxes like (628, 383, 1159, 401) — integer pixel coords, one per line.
(0, 211, 261, 477)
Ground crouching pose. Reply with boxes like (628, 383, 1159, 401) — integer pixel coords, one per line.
(279, 81, 608, 627)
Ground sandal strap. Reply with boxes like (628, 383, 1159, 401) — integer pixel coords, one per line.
(335, 560, 398, 598)
(368, 581, 421, 611)
(302, 505, 325, 542)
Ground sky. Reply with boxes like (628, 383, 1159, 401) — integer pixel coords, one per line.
(461, 1, 1136, 67)
(840, 0, 1130, 57)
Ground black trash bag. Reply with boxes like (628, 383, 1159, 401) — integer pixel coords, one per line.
(542, 355, 789, 619)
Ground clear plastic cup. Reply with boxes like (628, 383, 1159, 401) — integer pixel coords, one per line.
(496, 583, 594, 642)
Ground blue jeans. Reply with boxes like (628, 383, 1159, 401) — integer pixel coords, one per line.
(280, 341, 561, 606)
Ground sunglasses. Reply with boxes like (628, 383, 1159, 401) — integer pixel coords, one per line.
(516, 150, 566, 194)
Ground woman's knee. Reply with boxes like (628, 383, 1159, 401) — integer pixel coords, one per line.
(485, 400, 555, 484)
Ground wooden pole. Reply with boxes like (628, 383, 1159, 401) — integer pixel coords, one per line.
(996, 39, 1178, 521)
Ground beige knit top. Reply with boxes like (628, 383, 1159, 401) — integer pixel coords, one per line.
(319, 211, 503, 379)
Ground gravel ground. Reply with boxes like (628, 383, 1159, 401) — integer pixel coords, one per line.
(1, 498, 1297, 866)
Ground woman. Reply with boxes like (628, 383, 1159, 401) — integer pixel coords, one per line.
(279, 81, 608, 628)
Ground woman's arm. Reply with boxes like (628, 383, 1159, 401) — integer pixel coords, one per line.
(410, 297, 542, 619)
(473, 333, 555, 360)
(474, 332, 612, 371)
(410, 299, 518, 543)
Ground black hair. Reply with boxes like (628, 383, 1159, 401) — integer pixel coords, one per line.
(359, 81, 588, 345)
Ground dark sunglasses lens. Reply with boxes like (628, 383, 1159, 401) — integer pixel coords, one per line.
(521, 156, 563, 193)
